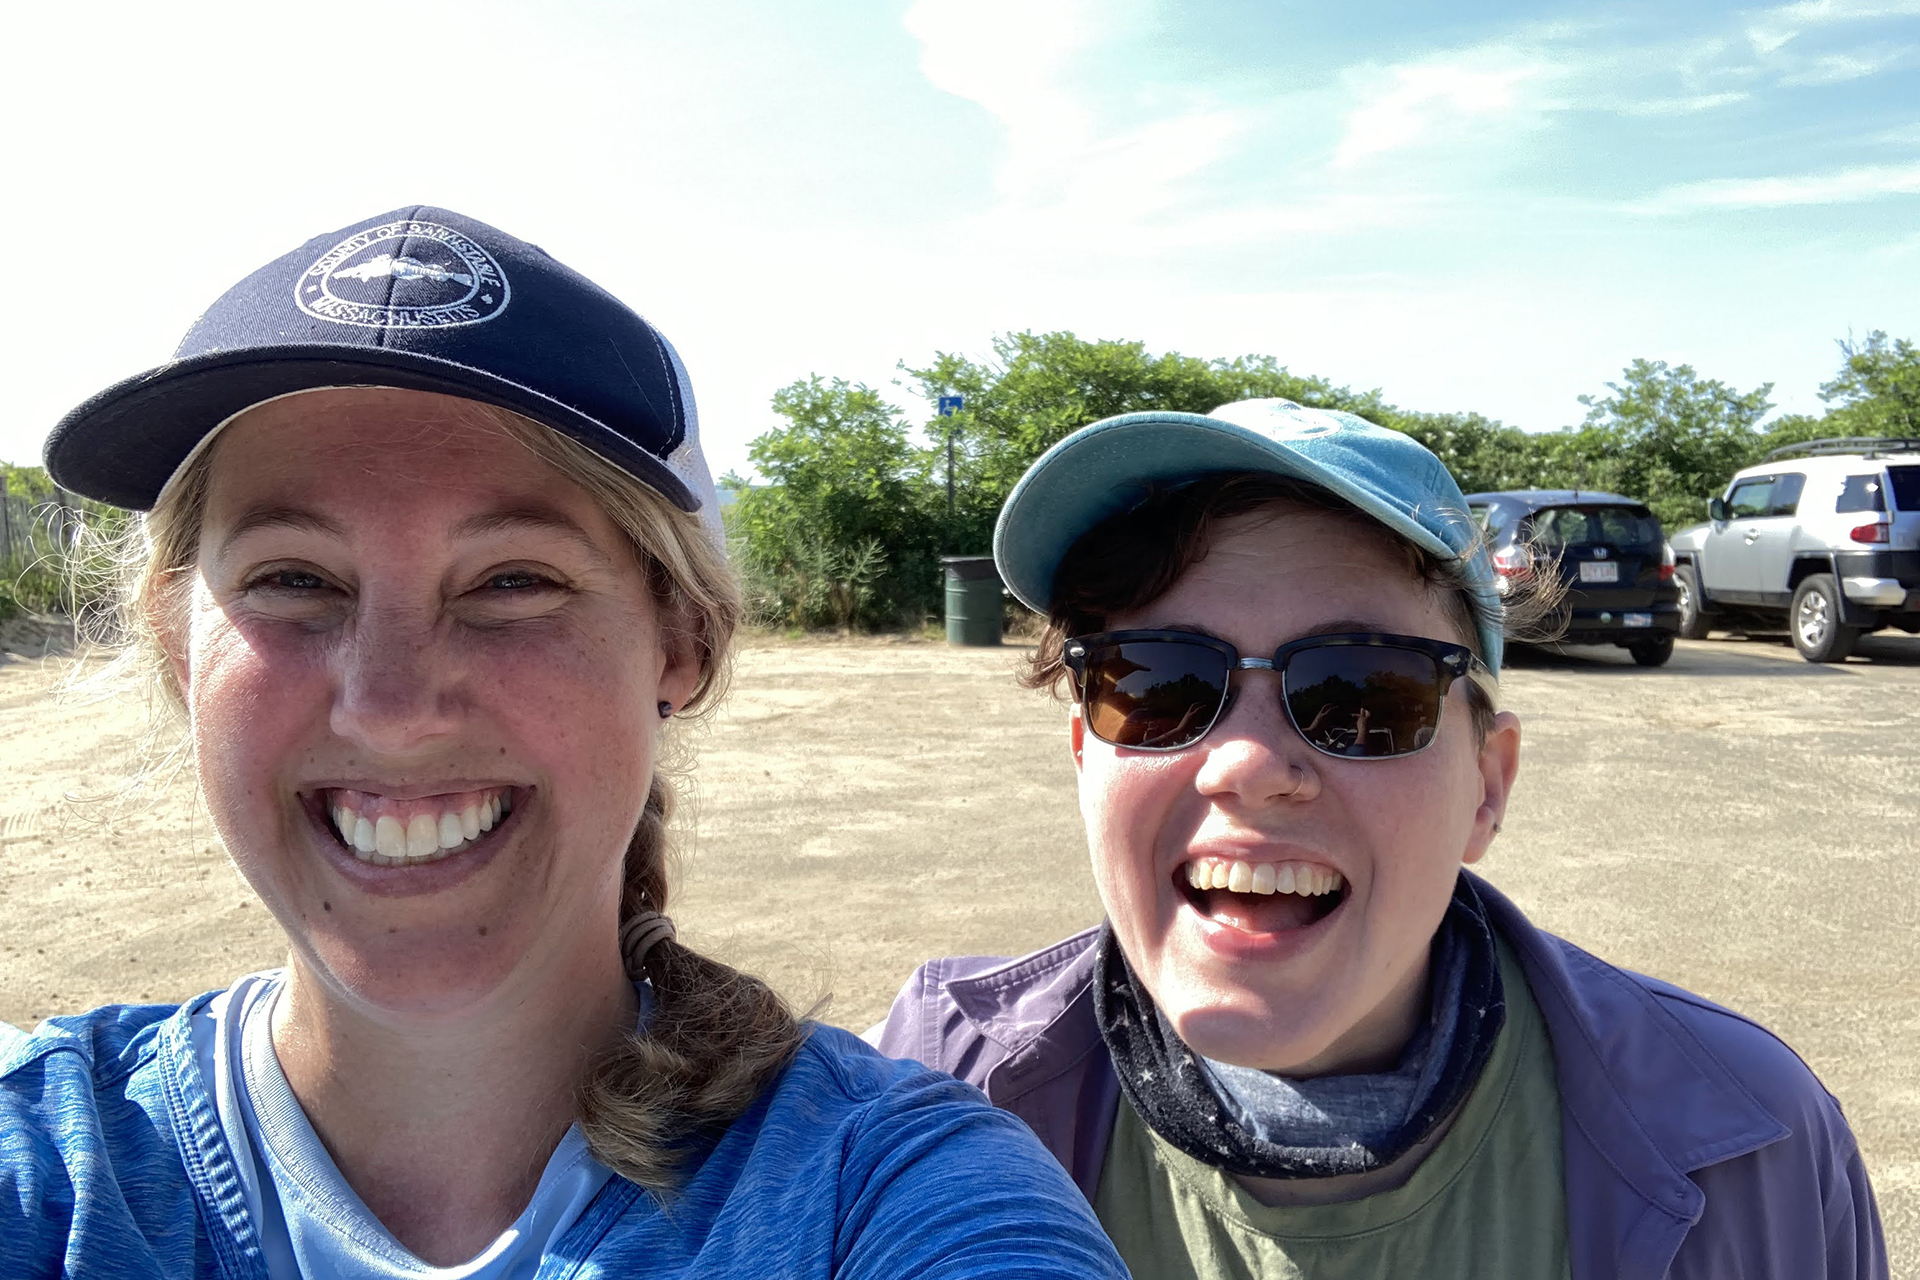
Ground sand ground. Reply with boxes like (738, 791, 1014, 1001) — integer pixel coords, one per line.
(3, 630, 1916, 1268)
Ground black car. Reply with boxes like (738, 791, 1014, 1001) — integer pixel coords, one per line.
(1465, 489, 1683, 666)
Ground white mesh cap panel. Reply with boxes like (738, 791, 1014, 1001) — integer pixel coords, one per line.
(657, 334, 725, 556)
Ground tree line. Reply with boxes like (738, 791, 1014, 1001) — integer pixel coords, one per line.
(727, 329, 1920, 630)
(4, 331, 1915, 627)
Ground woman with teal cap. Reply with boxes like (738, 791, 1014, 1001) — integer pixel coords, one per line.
(873, 398, 1885, 1278)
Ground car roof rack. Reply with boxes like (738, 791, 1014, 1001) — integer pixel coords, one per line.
(1761, 437, 1920, 462)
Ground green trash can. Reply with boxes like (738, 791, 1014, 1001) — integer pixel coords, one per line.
(942, 556, 1003, 646)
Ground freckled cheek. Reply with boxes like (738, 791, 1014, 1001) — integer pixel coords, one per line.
(470, 622, 655, 706)
(183, 626, 333, 869)
(188, 623, 332, 772)
(471, 648, 656, 812)
(1337, 772, 1467, 899)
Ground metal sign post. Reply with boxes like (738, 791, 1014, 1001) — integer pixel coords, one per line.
(937, 395, 964, 522)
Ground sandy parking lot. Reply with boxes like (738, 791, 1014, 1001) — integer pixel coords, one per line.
(3, 629, 1917, 1267)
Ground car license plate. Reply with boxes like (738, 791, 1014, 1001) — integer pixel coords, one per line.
(1579, 561, 1619, 583)
(1624, 612, 1652, 628)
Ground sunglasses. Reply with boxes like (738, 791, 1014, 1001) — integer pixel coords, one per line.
(1062, 630, 1497, 758)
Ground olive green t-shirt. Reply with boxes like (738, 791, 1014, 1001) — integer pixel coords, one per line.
(1092, 940, 1570, 1280)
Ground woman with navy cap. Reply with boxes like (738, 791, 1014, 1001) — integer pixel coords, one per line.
(0, 207, 1127, 1279)
(872, 400, 1886, 1278)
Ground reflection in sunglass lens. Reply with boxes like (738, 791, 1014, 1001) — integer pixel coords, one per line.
(1284, 645, 1444, 758)
(1083, 641, 1232, 749)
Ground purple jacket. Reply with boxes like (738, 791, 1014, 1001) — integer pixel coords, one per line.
(871, 874, 1886, 1280)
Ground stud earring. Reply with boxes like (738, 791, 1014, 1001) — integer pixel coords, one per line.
(658, 700, 673, 719)
(1491, 821, 1503, 835)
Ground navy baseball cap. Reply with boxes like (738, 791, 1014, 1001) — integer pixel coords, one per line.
(992, 398, 1506, 672)
(44, 205, 718, 536)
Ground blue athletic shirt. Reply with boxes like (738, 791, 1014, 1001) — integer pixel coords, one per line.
(0, 989, 1127, 1279)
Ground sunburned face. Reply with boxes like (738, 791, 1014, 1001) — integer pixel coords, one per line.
(178, 388, 696, 1018)
(1073, 508, 1520, 1074)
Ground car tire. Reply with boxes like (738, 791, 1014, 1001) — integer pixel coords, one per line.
(1790, 574, 1857, 663)
(1629, 633, 1675, 667)
(1674, 566, 1711, 639)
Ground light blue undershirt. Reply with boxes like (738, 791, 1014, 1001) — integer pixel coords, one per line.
(190, 973, 626, 1280)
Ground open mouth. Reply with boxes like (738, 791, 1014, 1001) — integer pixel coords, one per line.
(310, 786, 519, 868)
(1176, 856, 1348, 934)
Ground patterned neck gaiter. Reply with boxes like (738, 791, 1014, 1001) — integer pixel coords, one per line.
(1093, 873, 1505, 1179)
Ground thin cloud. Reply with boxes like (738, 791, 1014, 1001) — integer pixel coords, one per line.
(1746, 0, 1920, 53)
(903, 2, 1441, 262)
(906, 0, 1300, 258)
(905, 0, 1099, 180)
(1617, 90, 1752, 115)
(1632, 160, 1920, 211)
(1762, 0, 1920, 19)
(1102, 191, 1438, 247)
(1778, 48, 1905, 83)
(904, 0, 1244, 216)
(1332, 57, 1549, 169)
(1868, 228, 1920, 258)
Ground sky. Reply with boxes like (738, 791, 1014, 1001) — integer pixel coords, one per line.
(3, 0, 1917, 477)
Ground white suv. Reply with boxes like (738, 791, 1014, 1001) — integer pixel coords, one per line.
(1667, 438, 1920, 662)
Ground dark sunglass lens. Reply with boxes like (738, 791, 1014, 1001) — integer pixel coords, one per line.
(1082, 641, 1231, 749)
(1284, 646, 1443, 758)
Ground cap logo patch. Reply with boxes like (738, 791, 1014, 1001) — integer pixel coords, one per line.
(296, 220, 510, 328)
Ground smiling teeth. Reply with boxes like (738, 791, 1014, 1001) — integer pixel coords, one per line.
(327, 788, 511, 867)
(1185, 858, 1344, 897)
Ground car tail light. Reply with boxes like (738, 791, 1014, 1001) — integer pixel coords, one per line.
(1491, 545, 1530, 595)
(1658, 541, 1675, 581)
(1850, 522, 1890, 544)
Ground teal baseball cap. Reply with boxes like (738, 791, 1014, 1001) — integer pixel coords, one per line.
(991, 397, 1506, 673)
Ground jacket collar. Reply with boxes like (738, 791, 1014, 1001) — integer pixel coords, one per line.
(944, 928, 1116, 1202)
(943, 878, 1789, 1202)
(946, 927, 1104, 1062)
(1470, 873, 1790, 1189)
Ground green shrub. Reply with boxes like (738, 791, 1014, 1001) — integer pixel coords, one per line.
(1, 465, 130, 622)
(727, 330, 1919, 634)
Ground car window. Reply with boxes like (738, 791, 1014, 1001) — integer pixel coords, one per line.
(1529, 506, 1660, 548)
(1727, 477, 1774, 519)
(1837, 473, 1886, 514)
(1529, 508, 1590, 546)
(1469, 502, 1493, 530)
(1588, 506, 1662, 545)
(1888, 466, 1920, 512)
(1764, 472, 1806, 517)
